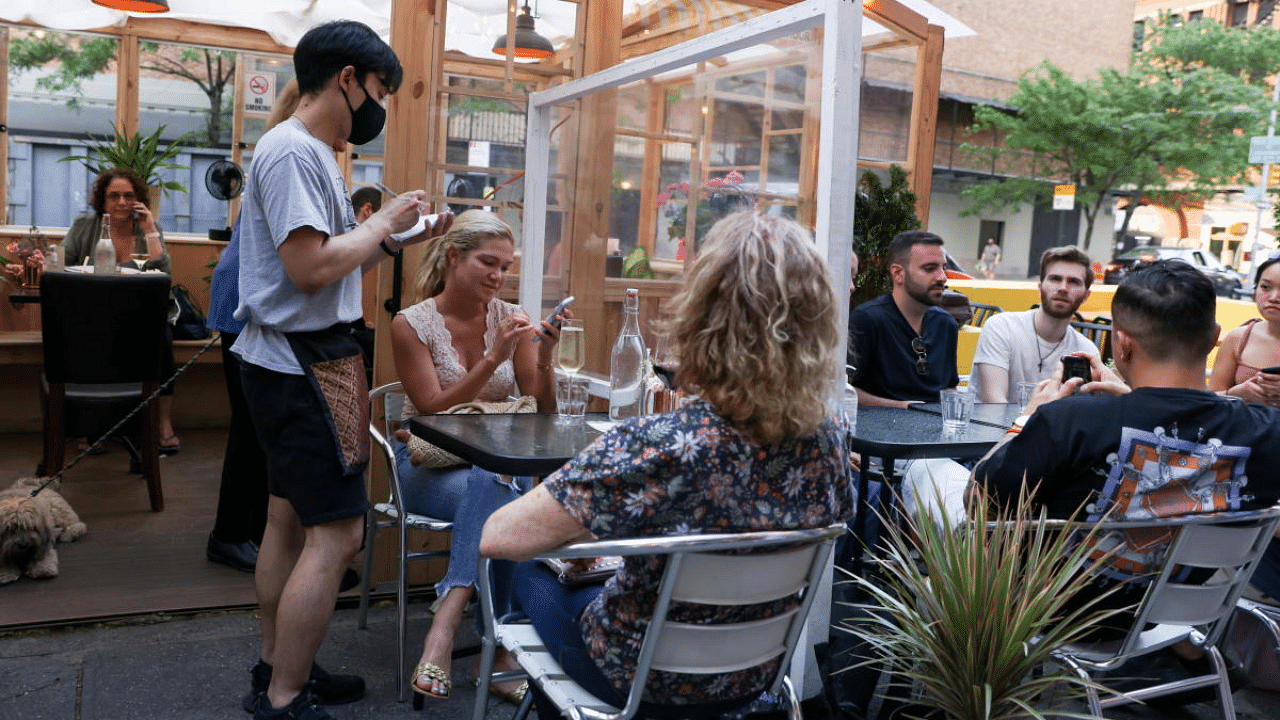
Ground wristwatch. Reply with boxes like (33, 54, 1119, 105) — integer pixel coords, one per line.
(1008, 414, 1031, 434)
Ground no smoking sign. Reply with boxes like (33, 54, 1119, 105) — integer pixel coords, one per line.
(243, 72, 277, 116)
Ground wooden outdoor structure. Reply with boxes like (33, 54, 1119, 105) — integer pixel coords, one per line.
(1, 0, 949, 587)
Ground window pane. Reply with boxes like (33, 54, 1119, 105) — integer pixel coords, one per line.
(6, 28, 118, 227)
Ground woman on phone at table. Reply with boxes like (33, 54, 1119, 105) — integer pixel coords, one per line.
(480, 211, 857, 718)
(61, 167, 179, 454)
(390, 210, 562, 704)
(1209, 254, 1280, 406)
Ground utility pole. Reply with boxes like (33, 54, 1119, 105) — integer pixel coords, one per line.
(1249, 78, 1280, 276)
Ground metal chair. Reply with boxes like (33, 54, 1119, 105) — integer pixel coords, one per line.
(1069, 319, 1112, 364)
(1049, 507, 1280, 719)
(471, 524, 846, 720)
(357, 381, 455, 703)
(967, 301, 1002, 328)
(39, 270, 171, 511)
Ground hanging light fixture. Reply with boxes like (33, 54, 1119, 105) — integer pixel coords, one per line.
(91, 0, 171, 12)
(492, 3, 554, 60)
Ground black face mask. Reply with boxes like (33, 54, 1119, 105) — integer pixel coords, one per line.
(344, 76, 386, 146)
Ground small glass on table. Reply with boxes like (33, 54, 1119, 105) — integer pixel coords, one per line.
(130, 252, 149, 271)
(940, 387, 975, 432)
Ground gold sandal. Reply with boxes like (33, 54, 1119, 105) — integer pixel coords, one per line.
(410, 662, 451, 699)
(488, 680, 528, 706)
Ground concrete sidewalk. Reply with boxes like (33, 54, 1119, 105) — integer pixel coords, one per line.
(6, 602, 1280, 720)
(0, 604, 516, 720)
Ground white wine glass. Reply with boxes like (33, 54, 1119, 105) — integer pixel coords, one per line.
(556, 319, 586, 421)
(130, 252, 149, 271)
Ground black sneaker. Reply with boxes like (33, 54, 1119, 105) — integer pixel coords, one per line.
(242, 660, 366, 713)
(253, 690, 334, 720)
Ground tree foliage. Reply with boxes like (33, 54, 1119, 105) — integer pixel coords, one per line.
(852, 166, 920, 308)
(962, 15, 1280, 251)
(9, 31, 235, 147)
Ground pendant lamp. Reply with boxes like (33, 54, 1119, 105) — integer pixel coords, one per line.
(91, 0, 170, 11)
(492, 3, 554, 60)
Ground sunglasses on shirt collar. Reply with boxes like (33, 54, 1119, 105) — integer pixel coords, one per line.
(911, 336, 929, 376)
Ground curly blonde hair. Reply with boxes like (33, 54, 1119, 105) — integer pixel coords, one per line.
(414, 210, 515, 300)
(664, 211, 839, 444)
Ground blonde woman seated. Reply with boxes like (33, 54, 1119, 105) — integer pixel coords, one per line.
(481, 211, 857, 718)
(389, 210, 561, 704)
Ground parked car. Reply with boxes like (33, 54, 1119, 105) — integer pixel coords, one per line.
(1102, 246, 1245, 297)
(944, 249, 973, 280)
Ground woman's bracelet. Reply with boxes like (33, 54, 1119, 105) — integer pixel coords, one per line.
(145, 232, 160, 240)
(536, 362, 553, 372)
(379, 238, 401, 257)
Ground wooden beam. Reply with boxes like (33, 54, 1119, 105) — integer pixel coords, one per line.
(0, 26, 9, 226)
(864, 0, 929, 44)
(115, 32, 140, 137)
(907, 24, 943, 227)
(568, 0, 624, 375)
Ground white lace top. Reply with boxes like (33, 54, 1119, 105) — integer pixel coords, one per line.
(398, 297, 523, 420)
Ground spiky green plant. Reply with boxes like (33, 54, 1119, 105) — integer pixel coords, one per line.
(61, 125, 191, 198)
(836, 485, 1128, 720)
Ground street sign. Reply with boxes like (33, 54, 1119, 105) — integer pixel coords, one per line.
(1249, 135, 1280, 164)
(243, 72, 276, 116)
(1242, 186, 1267, 202)
(1053, 184, 1075, 210)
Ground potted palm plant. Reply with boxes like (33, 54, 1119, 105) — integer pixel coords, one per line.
(836, 485, 1126, 720)
(61, 124, 191, 214)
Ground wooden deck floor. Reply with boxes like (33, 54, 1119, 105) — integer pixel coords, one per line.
(0, 429, 260, 629)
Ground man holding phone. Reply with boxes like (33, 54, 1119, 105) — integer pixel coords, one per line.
(968, 246, 1099, 403)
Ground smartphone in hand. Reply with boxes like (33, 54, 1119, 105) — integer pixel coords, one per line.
(533, 296, 575, 342)
(1260, 366, 1280, 374)
(1061, 355, 1091, 384)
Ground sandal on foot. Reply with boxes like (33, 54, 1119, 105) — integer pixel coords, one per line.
(410, 662, 451, 699)
(158, 435, 182, 456)
(488, 680, 528, 706)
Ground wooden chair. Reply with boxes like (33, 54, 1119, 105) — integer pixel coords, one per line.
(1050, 508, 1280, 719)
(471, 525, 845, 720)
(39, 270, 170, 512)
(358, 381, 455, 704)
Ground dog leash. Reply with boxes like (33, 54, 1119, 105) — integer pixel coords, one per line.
(29, 332, 222, 498)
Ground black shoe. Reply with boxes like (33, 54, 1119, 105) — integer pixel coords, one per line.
(339, 568, 360, 593)
(207, 535, 258, 573)
(243, 660, 366, 713)
(253, 690, 334, 720)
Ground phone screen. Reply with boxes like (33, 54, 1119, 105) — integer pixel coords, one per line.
(1061, 356, 1090, 383)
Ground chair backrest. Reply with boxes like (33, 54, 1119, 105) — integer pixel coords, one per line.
(968, 301, 1003, 328)
(1095, 508, 1280, 658)
(1069, 320, 1112, 363)
(369, 381, 408, 507)
(40, 270, 171, 385)
(527, 525, 844, 718)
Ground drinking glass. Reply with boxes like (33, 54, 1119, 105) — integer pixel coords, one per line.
(648, 332, 680, 414)
(1016, 381, 1037, 408)
(940, 388, 976, 431)
(556, 376, 589, 422)
(130, 252, 149, 271)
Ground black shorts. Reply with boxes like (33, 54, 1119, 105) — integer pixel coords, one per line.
(240, 361, 369, 527)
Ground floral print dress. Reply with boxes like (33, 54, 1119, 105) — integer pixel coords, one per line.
(543, 399, 857, 704)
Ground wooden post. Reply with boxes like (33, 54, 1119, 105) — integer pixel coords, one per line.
(567, 0, 624, 375)
(115, 32, 140, 137)
(0, 26, 9, 226)
(907, 24, 943, 228)
(369, 0, 450, 585)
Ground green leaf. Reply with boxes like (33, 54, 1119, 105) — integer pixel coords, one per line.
(59, 125, 192, 195)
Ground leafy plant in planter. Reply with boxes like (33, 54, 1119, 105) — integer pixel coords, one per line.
(851, 165, 921, 308)
(61, 124, 192, 201)
(836, 485, 1126, 720)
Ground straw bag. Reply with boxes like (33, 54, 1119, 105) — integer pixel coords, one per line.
(406, 395, 537, 468)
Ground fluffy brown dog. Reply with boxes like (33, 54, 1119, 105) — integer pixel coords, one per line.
(0, 477, 86, 585)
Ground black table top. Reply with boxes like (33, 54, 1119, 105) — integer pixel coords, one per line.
(908, 401, 1023, 429)
(409, 412, 609, 477)
(849, 406, 1009, 461)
